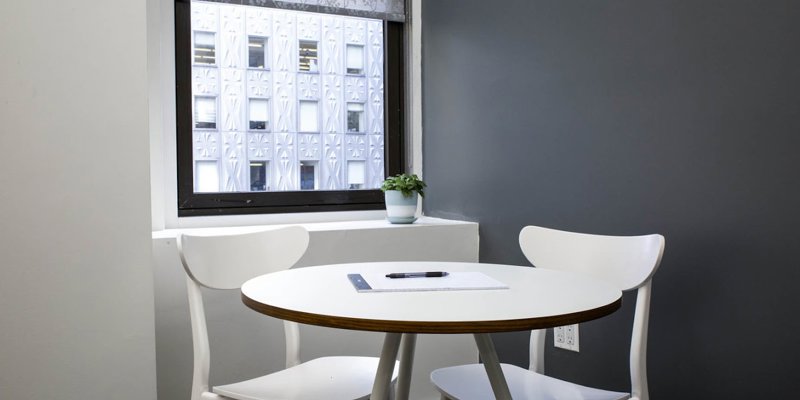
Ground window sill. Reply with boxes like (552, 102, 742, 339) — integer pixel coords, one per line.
(152, 216, 476, 239)
(152, 215, 479, 284)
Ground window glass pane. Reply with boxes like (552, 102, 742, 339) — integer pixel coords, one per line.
(347, 103, 365, 132)
(299, 101, 319, 132)
(195, 161, 219, 192)
(300, 162, 317, 190)
(250, 161, 268, 191)
(298, 40, 318, 72)
(194, 31, 215, 64)
(348, 161, 365, 189)
(346, 44, 364, 75)
(181, 1, 398, 206)
(249, 99, 269, 130)
(195, 97, 216, 129)
(248, 36, 267, 68)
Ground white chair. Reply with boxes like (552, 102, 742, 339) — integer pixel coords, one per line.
(430, 225, 665, 400)
(178, 226, 397, 400)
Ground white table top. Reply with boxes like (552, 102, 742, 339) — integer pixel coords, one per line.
(242, 261, 622, 334)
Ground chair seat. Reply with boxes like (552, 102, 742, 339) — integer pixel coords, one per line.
(431, 363, 629, 400)
(213, 356, 398, 400)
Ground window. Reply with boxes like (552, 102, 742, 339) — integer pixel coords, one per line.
(346, 44, 364, 75)
(347, 103, 365, 133)
(248, 36, 267, 69)
(175, 0, 405, 216)
(250, 161, 268, 191)
(194, 31, 216, 64)
(348, 161, 365, 190)
(194, 97, 216, 129)
(248, 99, 269, 130)
(298, 101, 319, 133)
(300, 161, 318, 190)
(195, 161, 219, 193)
(298, 40, 319, 72)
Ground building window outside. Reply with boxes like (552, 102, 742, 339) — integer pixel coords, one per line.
(250, 161, 268, 191)
(194, 31, 216, 64)
(298, 100, 319, 133)
(346, 44, 364, 75)
(347, 103, 365, 133)
(176, 0, 405, 215)
(298, 40, 319, 72)
(249, 98, 269, 130)
(248, 36, 267, 68)
(348, 160, 365, 189)
(195, 160, 219, 193)
(300, 161, 317, 190)
(194, 97, 216, 129)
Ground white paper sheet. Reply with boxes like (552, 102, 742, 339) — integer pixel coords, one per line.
(352, 271, 509, 293)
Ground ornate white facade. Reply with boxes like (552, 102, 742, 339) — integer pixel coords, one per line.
(190, 1, 384, 192)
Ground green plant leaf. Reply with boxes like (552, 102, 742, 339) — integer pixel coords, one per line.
(380, 173, 426, 198)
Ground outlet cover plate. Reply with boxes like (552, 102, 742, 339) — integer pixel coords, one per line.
(554, 324, 580, 352)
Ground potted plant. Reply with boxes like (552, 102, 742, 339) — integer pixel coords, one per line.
(381, 173, 426, 224)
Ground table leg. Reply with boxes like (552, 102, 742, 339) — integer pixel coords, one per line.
(473, 333, 512, 400)
(395, 333, 417, 400)
(371, 332, 402, 400)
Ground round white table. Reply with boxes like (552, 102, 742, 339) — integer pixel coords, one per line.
(242, 261, 622, 400)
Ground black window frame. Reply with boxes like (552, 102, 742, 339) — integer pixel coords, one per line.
(174, 0, 405, 217)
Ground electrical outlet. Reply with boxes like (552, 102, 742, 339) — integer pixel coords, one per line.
(553, 324, 580, 352)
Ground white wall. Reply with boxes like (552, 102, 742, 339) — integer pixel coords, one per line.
(0, 1, 157, 399)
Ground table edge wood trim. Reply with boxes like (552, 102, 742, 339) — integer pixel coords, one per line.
(242, 293, 622, 334)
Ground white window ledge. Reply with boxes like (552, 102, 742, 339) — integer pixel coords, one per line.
(153, 216, 475, 239)
(152, 216, 479, 268)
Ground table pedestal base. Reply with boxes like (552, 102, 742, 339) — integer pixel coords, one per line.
(371, 332, 511, 400)
(396, 334, 417, 399)
(474, 333, 512, 400)
(371, 332, 402, 400)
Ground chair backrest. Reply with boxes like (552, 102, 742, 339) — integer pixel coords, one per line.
(519, 225, 664, 291)
(519, 225, 664, 400)
(178, 226, 310, 290)
(176, 226, 310, 400)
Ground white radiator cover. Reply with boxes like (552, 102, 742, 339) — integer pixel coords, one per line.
(152, 217, 479, 400)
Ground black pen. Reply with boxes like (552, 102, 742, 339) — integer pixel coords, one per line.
(385, 271, 449, 279)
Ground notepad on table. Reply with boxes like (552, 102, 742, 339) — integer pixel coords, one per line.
(348, 271, 508, 293)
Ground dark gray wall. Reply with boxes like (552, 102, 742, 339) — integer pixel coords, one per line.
(422, 1, 800, 398)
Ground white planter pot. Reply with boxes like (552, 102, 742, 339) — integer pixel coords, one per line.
(384, 190, 418, 224)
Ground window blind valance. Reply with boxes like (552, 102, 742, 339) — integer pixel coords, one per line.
(193, 0, 406, 22)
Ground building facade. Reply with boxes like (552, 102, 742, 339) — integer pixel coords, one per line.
(190, 1, 385, 193)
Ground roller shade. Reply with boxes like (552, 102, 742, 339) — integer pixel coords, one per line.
(194, 0, 406, 22)
(346, 44, 365, 71)
(249, 99, 268, 122)
(348, 161, 365, 185)
(195, 97, 216, 124)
